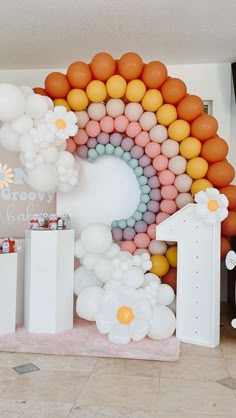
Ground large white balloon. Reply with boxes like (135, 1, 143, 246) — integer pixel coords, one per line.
(74, 266, 102, 295)
(76, 286, 104, 321)
(56, 151, 75, 168)
(148, 305, 176, 340)
(27, 163, 58, 192)
(0, 123, 21, 152)
(25, 94, 48, 119)
(11, 114, 33, 135)
(81, 223, 112, 254)
(0, 84, 25, 122)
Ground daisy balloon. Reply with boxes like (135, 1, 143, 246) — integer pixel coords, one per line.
(194, 188, 228, 224)
(45, 106, 78, 141)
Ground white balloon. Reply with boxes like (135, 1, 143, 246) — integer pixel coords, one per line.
(82, 253, 101, 270)
(19, 85, 34, 97)
(19, 134, 37, 152)
(148, 240, 167, 255)
(94, 258, 113, 283)
(142, 272, 161, 288)
(0, 123, 21, 152)
(58, 183, 75, 193)
(76, 286, 104, 321)
(104, 243, 120, 259)
(123, 266, 144, 288)
(25, 94, 48, 119)
(148, 305, 176, 340)
(56, 151, 75, 168)
(11, 114, 33, 135)
(74, 266, 102, 295)
(27, 163, 58, 192)
(168, 297, 176, 314)
(74, 240, 85, 258)
(0, 84, 25, 122)
(156, 284, 175, 306)
(41, 146, 59, 163)
(81, 223, 112, 254)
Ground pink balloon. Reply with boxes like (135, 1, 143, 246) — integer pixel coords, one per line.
(147, 223, 156, 239)
(160, 199, 177, 214)
(161, 139, 179, 158)
(120, 240, 137, 254)
(149, 125, 168, 143)
(125, 102, 143, 121)
(134, 233, 151, 249)
(73, 128, 89, 145)
(114, 115, 129, 132)
(100, 116, 114, 133)
(85, 120, 101, 137)
(126, 121, 142, 138)
(175, 192, 194, 209)
(174, 173, 192, 192)
(161, 185, 178, 200)
(159, 169, 175, 185)
(156, 212, 170, 224)
(168, 155, 187, 175)
(135, 131, 150, 147)
(145, 142, 161, 158)
(153, 155, 168, 171)
(139, 112, 157, 131)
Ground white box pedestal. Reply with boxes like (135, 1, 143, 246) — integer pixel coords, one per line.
(24, 229, 75, 334)
(0, 253, 17, 335)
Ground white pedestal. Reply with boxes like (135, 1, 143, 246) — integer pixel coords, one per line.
(15, 239, 25, 325)
(0, 253, 17, 335)
(24, 229, 75, 334)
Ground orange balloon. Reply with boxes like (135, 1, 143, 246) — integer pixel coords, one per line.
(65, 138, 77, 153)
(118, 52, 144, 81)
(33, 87, 48, 96)
(206, 160, 235, 187)
(177, 95, 204, 122)
(200, 136, 228, 162)
(219, 185, 236, 210)
(141, 61, 168, 88)
(221, 211, 236, 237)
(90, 52, 116, 81)
(162, 267, 177, 293)
(45, 72, 71, 99)
(220, 236, 231, 259)
(190, 114, 218, 141)
(161, 78, 187, 104)
(67, 61, 92, 88)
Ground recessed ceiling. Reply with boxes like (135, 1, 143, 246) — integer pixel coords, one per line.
(0, 0, 236, 69)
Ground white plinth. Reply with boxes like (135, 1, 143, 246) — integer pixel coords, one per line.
(0, 252, 17, 335)
(24, 229, 75, 334)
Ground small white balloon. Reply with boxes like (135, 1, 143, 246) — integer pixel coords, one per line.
(25, 94, 48, 119)
(0, 123, 21, 152)
(156, 284, 175, 306)
(74, 266, 102, 295)
(56, 151, 75, 168)
(142, 272, 161, 288)
(81, 223, 112, 254)
(11, 114, 33, 135)
(94, 258, 113, 283)
(123, 266, 144, 288)
(148, 305, 176, 340)
(76, 286, 104, 321)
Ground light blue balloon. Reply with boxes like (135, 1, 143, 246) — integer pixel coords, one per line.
(128, 158, 138, 169)
(105, 144, 115, 154)
(134, 166, 143, 177)
(122, 152, 131, 162)
(114, 146, 124, 158)
(118, 219, 127, 229)
(133, 210, 143, 221)
(140, 193, 150, 203)
(96, 144, 105, 155)
(111, 220, 118, 228)
(138, 175, 148, 186)
(127, 217, 136, 227)
(140, 185, 151, 193)
(88, 149, 98, 161)
(137, 202, 147, 213)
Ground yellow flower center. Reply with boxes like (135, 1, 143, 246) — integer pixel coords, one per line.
(207, 199, 218, 212)
(117, 306, 134, 324)
(55, 118, 66, 130)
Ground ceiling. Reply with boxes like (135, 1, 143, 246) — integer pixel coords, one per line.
(0, 0, 236, 70)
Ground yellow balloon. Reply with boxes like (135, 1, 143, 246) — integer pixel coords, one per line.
(67, 89, 88, 111)
(149, 254, 170, 277)
(126, 79, 146, 102)
(86, 80, 107, 103)
(186, 157, 208, 179)
(191, 178, 213, 195)
(141, 89, 163, 112)
(166, 246, 177, 268)
(168, 119, 190, 142)
(53, 98, 71, 111)
(106, 75, 127, 98)
(156, 104, 177, 126)
(180, 136, 202, 159)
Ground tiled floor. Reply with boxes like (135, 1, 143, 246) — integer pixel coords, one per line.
(0, 303, 235, 418)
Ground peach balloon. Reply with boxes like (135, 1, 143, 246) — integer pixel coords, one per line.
(88, 103, 106, 121)
(118, 52, 144, 80)
(90, 52, 116, 81)
(160, 199, 177, 214)
(161, 78, 187, 104)
(177, 95, 204, 122)
(159, 170, 175, 185)
(150, 125, 168, 143)
(139, 112, 157, 131)
(174, 173, 192, 192)
(156, 212, 170, 224)
(161, 185, 178, 200)
(141, 61, 168, 89)
(75, 110, 90, 128)
(186, 157, 208, 179)
(135, 131, 150, 146)
(145, 142, 161, 158)
(85, 120, 101, 137)
(191, 114, 218, 141)
(168, 119, 190, 142)
(153, 155, 169, 171)
(114, 115, 129, 132)
(126, 121, 142, 138)
(134, 233, 151, 249)
(100, 116, 114, 133)
(73, 128, 89, 145)
(175, 192, 194, 209)
(156, 104, 177, 126)
(161, 139, 179, 158)
(67, 61, 92, 88)
(168, 155, 187, 175)
(206, 160, 235, 187)
(120, 240, 137, 254)
(66, 138, 77, 153)
(106, 99, 125, 117)
(147, 224, 156, 239)
(125, 102, 143, 121)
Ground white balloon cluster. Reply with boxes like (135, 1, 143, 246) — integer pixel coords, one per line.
(74, 223, 176, 344)
(0, 83, 79, 193)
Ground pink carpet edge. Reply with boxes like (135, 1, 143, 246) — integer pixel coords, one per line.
(0, 318, 180, 362)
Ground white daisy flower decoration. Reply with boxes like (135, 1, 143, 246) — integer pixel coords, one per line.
(95, 286, 152, 344)
(44, 106, 78, 141)
(194, 187, 228, 224)
(0, 163, 14, 189)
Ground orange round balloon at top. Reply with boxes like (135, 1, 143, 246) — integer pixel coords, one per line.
(67, 61, 92, 88)
(118, 52, 144, 81)
(141, 61, 168, 88)
(220, 236, 231, 259)
(45, 72, 71, 99)
(33, 87, 48, 96)
(221, 211, 236, 237)
(219, 185, 236, 210)
(177, 95, 204, 122)
(200, 137, 228, 162)
(90, 52, 116, 81)
(190, 114, 218, 141)
(206, 160, 235, 187)
(161, 78, 187, 104)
